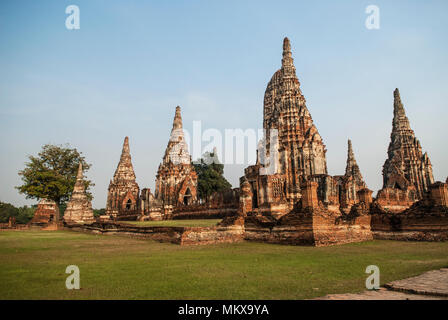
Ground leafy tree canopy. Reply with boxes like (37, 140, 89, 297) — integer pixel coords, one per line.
(16, 144, 94, 205)
(193, 151, 232, 201)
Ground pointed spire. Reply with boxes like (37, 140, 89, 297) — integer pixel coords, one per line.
(64, 162, 94, 224)
(121, 136, 130, 157)
(73, 161, 86, 193)
(383, 89, 434, 197)
(393, 88, 406, 117)
(169, 106, 186, 142)
(76, 162, 83, 180)
(345, 139, 361, 179)
(164, 106, 191, 165)
(283, 37, 291, 56)
(112, 136, 137, 182)
(392, 88, 411, 132)
(118, 136, 132, 165)
(281, 37, 294, 70)
(172, 106, 183, 131)
(347, 139, 355, 162)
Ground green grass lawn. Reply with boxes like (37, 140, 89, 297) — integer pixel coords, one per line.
(124, 219, 222, 227)
(0, 230, 447, 299)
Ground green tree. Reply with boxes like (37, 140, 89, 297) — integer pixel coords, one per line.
(0, 202, 18, 223)
(193, 151, 232, 201)
(93, 208, 106, 217)
(16, 205, 36, 224)
(0, 202, 35, 224)
(16, 144, 94, 206)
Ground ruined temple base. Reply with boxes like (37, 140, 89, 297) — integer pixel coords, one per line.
(137, 203, 239, 222)
(63, 222, 244, 246)
(41, 222, 63, 231)
(2, 221, 62, 231)
(244, 211, 373, 247)
(371, 204, 448, 242)
(373, 230, 448, 242)
(0, 223, 30, 231)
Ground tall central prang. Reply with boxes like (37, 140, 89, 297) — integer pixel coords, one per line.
(261, 37, 328, 202)
(243, 37, 356, 219)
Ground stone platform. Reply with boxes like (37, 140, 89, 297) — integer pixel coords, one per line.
(64, 221, 244, 246)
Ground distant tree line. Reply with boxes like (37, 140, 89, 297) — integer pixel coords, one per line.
(0, 202, 35, 224)
(0, 201, 105, 224)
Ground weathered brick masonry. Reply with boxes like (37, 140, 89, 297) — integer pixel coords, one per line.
(64, 222, 244, 246)
(56, 37, 448, 246)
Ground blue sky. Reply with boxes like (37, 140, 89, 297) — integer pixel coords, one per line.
(1, 0, 447, 208)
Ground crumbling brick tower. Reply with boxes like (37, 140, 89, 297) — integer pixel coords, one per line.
(244, 37, 338, 218)
(105, 136, 140, 218)
(337, 139, 367, 210)
(29, 199, 59, 226)
(262, 37, 328, 201)
(380, 89, 434, 201)
(154, 106, 198, 210)
(63, 163, 95, 224)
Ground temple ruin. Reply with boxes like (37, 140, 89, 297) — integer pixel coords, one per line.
(105, 136, 140, 219)
(61, 37, 447, 245)
(237, 38, 373, 245)
(376, 88, 435, 212)
(152, 106, 198, 211)
(241, 38, 369, 216)
(29, 198, 59, 226)
(63, 163, 95, 224)
(335, 139, 367, 212)
(104, 106, 202, 221)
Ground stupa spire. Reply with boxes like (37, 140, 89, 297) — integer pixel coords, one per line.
(283, 37, 291, 56)
(262, 37, 327, 202)
(347, 139, 355, 163)
(172, 106, 183, 131)
(155, 106, 198, 205)
(281, 37, 294, 69)
(72, 161, 86, 193)
(345, 139, 362, 179)
(76, 162, 83, 181)
(105, 136, 140, 218)
(164, 106, 191, 165)
(392, 88, 411, 131)
(63, 161, 94, 224)
(112, 136, 137, 182)
(393, 88, 405, 114)
(382, 89, 434, 198)
(121, 136, 130, 157)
